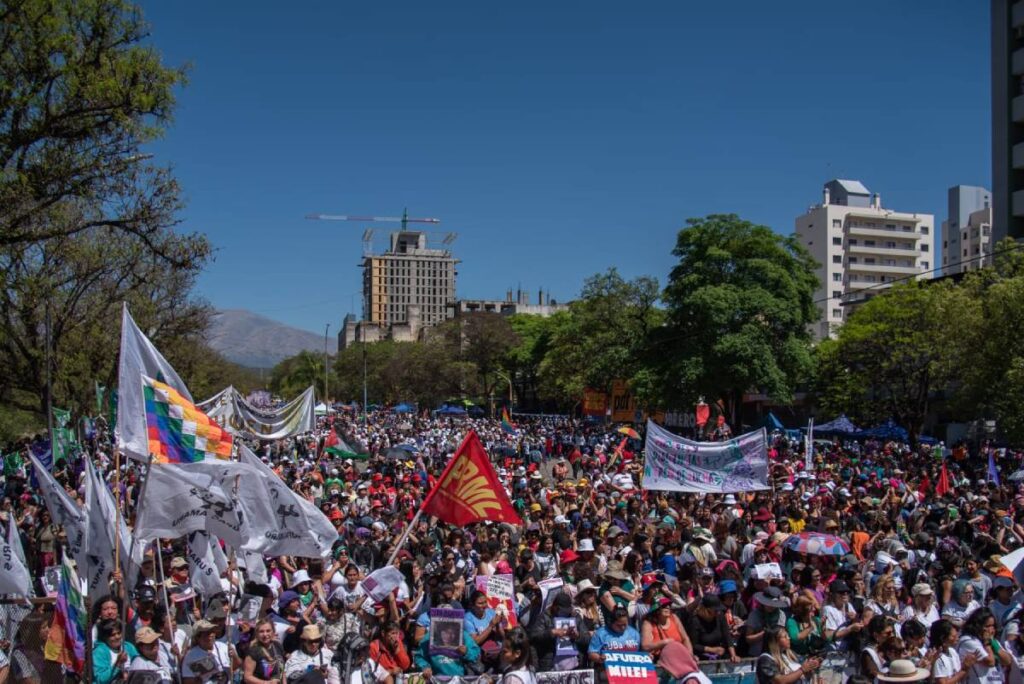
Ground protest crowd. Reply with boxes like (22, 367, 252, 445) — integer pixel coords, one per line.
(2, 312, 1024, 684)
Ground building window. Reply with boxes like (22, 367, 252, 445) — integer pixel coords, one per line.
(920, 226, 929, 235)
(832, 290, 842, 299)
(849, 257, 858, 264)
(832, 255, 842, 263)
(831, 309, 843, 319)
(885, 241, 896, 248)
(832, 237, 842, 245)
(832, 219, 842, 228)
(922, 261, 929, 269)
(865, 240, 876, 247)
(921, 244, 929, 252)
(832, 273, 842, 282)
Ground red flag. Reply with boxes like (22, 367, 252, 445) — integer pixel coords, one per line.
(935, 463, 951, 497)
(325, 428, 339, 450)
(421, 430, 523, 527)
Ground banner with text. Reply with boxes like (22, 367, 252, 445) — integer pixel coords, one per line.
(642, 420, 769, 493)
(199, 386, 315, 440)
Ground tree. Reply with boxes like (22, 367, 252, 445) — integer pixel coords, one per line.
(651, 214, 819, 424)
(458, 314, 519, 402)
(503, 313, 561, 408)
(539, 268, 662, 406)
(818, 280, 974, 443)
(270, 350, 324, 401)
(0, 0, 194, 265)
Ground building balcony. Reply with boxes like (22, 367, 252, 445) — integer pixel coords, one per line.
(847, 243, 919, 257)
(846, 224, 923, 240)
(1016, 142, 1024, 169)
(1015, 47, 1024, 76)
(1016, 0, 1024, 27)
(846, 262, 920, 275)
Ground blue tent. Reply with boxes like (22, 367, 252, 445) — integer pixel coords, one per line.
(917, 435, 939, 445)
(752, 412, 785, 432)
(813, 414, 860, 436)
(855, 419, 909, 442)
(392, 403, 415, 413)
(435, 404, 467, 416)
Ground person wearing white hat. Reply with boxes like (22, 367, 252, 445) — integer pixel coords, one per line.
(876, 659, 929, 682)
(284, 624, 343, 684)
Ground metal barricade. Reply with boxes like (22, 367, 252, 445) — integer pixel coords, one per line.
(697, 654, 849, 684)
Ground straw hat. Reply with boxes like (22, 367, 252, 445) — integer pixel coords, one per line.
(876, 660, 929, 682)
(301, 624, 324, 641)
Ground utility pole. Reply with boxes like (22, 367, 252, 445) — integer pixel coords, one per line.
(362, 329, 368, 427)
(45, 306, 53, 444)
(324, 323, 331, 404)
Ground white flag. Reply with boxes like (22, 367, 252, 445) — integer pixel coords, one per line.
(83, 457, 142, 593)
(238, 549, 268, 585)
(186, 531, 225, 597)
(116, 303, 193, 462)
(27, 452, 88, 574)
(238, 444, 338, 557)
(0, 518, 32, 597)
(135, 460, 262, 549)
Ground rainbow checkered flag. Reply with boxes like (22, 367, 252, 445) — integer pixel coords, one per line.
(44, 553, 86, 675)
(143, 375, 233, 463)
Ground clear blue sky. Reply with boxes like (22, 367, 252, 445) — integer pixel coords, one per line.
(140, 1, 990, 334)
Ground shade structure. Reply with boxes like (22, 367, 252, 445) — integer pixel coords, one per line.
(813, 414, 860, 436)
(855, 419, 908, 442)
(782, 532, 851, 557)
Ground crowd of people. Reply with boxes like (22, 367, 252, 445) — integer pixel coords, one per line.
(1, 409, 1024, 684)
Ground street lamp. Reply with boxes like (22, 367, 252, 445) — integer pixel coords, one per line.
(495, 370, 514, 414)
(324, 323, 330, 404)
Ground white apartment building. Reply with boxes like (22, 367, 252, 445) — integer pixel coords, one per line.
(941, 185, 992, 276)
(795, 180, 935, 340)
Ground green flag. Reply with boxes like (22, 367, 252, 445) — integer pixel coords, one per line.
(51, 407, 76, 464)
(52, 407, 70, 428)
(95, 382, 106, 415)
(2, 452, 22, 477)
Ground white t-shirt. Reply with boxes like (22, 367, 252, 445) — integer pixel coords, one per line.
(958, 635, 1003, 684)
(181, 642, 231, 682)
(128, 651, 176, 683)
(901, 604, 940, 631)
(932, 647, 962, 680)
(943, 601, 980, 627)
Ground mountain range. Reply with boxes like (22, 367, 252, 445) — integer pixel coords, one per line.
(206, 309, 327, 369)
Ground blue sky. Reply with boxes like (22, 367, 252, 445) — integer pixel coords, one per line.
(141, 1, 990, 334)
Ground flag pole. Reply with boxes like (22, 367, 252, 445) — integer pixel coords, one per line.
(120, 454, 154, 645)
(384, 508, 424, 567)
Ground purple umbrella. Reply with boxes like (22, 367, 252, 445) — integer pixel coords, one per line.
(782, 531, 851, 557)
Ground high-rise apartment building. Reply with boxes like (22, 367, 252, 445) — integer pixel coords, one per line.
(942, 185, 993, 275)
(362, 230, 458, 330)
(992, 0, 1024, 243)
(795, 180, 935, 340)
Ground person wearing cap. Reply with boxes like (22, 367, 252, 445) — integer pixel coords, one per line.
(821, 580, 861, 651)
(746, 587, 791, 657)
(641, 591, 693, 661)
(684, 594, 738, 662)
(902, 583, 940, 632)
(181, 618, 238, 684)
(128, 625, 175, 683)
(284, 624, 342, 684)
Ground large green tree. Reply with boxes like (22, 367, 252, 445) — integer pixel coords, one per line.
(651, 214, 819, 424)
(816, 280, 975, 442)
(539, 268, 662, 405)
(0, 0, 191, 263)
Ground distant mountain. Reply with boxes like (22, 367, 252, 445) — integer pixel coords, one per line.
(206, 309, 326, 369)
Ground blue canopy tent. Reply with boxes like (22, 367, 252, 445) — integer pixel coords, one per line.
(434, 404, 467, 416)
(813, 414, 860, 437)
(392, 403, 415, 414)
(917, 435, 939, 445)
(855, 419, 909, 442)
(751, 412, 785, 432)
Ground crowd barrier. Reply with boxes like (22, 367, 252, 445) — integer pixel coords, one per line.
(0, 597, 51, 648)
(697, 653, 850, 684)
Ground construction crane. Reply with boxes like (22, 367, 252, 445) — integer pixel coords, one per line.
(305, 209, 454, 256)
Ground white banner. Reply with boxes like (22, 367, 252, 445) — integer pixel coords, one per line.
(200, 386, 315, 440)
(116, 303, 194, 462)
(642, 420, 769, 493)
(238, 445, 338, 557)
(360, 566, 404, 603)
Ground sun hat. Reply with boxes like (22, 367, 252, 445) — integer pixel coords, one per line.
(169, 557, 188, 569)
(290, 569, 311, 588)
(559, 549, 579, 565)
(754, 586, 790, 609)
(876, 659, 929, 682)
(723, 494, 737, 506)
(576, 579, 597, 594)
(578, 539, 595, 552)
(278, 590, 301, 611)
(603, 563, 630, 582)
(911, 582, 934, 597)
(193, 619, 218, 634)
(301, 624, 324, 641)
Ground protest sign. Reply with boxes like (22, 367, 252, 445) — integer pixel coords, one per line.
(429, 608, 464, 657)
(754, 563, 784, 580)
(642, 420, 769, 493)
(603, 652, 657, 684)
(537, 670, 596, 684)
(474, 573, 518, 627)
(539, 577, 565, 614)
(360, 566, 404, 604)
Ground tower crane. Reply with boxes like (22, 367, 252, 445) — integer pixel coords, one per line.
(305, 209, 455, 256)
